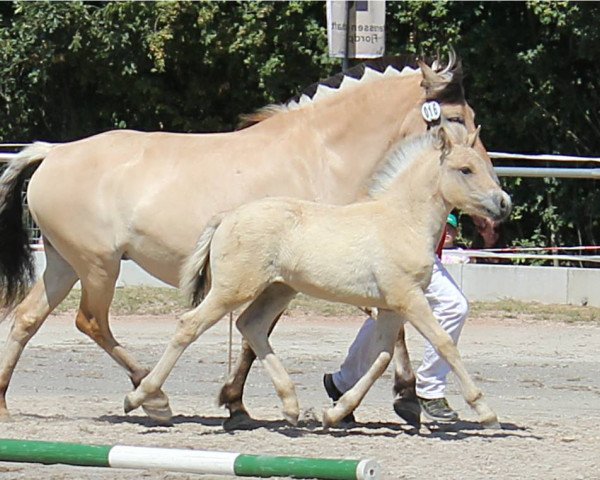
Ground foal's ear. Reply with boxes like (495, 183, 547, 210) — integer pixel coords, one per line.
(467, 125, 481, 147)
(435, 124, 453, 155)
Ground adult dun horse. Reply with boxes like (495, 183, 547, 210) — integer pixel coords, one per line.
(124, 122, 511, 428)
(0, 54, 481, 423)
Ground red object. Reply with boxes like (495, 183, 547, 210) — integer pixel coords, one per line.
(436, 226, 446, 258)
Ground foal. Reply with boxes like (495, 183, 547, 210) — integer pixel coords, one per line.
(124, 122, 511, 427)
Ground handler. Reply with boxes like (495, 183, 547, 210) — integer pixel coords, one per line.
(324, 219, 468, 425)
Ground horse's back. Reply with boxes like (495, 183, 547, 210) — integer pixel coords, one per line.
(25, 127, 322, 285)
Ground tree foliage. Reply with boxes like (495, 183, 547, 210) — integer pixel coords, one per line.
(1, 1, 598, 251)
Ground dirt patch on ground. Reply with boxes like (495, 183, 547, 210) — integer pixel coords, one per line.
(1, 310, 599, 479)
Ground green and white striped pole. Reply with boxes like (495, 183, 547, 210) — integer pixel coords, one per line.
(0, 439, 380, 480)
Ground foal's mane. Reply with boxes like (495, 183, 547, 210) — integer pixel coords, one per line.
(238, 54, 464, 129)
(367, 131, 438, 198)
(368, 121, 470, 198)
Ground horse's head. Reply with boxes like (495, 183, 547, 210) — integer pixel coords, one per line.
(399, 51, 487, 166)
(435, 122, 512, 222)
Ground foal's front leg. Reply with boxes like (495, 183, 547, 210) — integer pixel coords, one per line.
(402, 291, 499, 427)
(322, 309, 401, 427)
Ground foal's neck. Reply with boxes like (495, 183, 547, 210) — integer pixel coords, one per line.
(379, 152, 450, 249)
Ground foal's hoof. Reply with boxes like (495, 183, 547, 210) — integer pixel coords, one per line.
(222, 410, 258, 431)
(322, 407, 338, 428)
(142, 395, 173, 425)
(283, 410, 299, 427)
(123, 394, 138, 414)
(481, 418, 502, 430)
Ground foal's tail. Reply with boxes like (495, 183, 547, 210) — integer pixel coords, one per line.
(0, 142, 54, 309)
(180, 214, 225, 307)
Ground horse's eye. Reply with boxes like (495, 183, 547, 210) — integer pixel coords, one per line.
(460, 167, 472, 175)
(449, 117, 465, 125)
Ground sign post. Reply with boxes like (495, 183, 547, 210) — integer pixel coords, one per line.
(327, 1, 386, 69)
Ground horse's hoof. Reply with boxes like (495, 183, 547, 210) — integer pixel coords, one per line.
(393, 397, 421, 428)
(0, 410, 13, 422)
(222, 410, 257, 431)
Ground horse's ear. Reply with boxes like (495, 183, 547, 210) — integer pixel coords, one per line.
(418, 60, 439, 97)
(467, 125, 481, 147)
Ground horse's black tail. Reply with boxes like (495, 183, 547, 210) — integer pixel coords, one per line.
(0, 142, 53, 310)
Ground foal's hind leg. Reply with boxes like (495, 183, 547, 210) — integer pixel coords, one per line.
(392, 324, 421, 427)
(124, 291, 242, 414)
(323, 309, 400, 427)
(0, 243, 77, 420)
(219, 318, 278, 428)
(234, 284, 298, 426)
(218, 312, 283, 429)
(75, 260, 172, 422)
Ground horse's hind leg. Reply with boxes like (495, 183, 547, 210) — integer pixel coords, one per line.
(218, 313, 280, 428)
(75, 260, 172, 423)
(0, 242, 77, 420)
(233, 284, 298, 426)
(392, 324, 421, 427)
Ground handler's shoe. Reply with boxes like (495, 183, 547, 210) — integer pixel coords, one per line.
(323, 373, 356, 424)
(418, 397, 459, 423)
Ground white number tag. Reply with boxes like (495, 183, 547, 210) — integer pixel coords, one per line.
(421, 101, 441, 122)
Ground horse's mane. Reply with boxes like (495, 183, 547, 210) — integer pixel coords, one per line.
(238, 53, 464, 129)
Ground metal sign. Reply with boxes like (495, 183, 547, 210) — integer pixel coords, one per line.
(327, 1, 386, 59)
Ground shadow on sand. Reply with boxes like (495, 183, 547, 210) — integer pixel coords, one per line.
(96, 413, 540, 441)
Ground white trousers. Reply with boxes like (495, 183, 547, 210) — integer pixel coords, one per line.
(332, 257, 469, 399)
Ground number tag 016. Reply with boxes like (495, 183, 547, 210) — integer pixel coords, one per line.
(421, 101, 441, 123)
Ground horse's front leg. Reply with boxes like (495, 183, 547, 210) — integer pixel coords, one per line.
(392, 323, 421, 427)
(218, 314, 282, 429)
(402, 291, 499, 428)
(322, 309, 400, 427)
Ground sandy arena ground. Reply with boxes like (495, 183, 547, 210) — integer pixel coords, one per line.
(0, 309, 599, 480)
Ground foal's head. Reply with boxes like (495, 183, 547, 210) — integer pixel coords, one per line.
(435, 123, 512, 222)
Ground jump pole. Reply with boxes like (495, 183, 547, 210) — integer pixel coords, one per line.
(0, 439, 380, 480)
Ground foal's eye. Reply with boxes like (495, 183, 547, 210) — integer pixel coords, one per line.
(460, 167, 472, 175)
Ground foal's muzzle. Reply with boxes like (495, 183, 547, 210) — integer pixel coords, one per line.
(489, 191, 512, 221)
